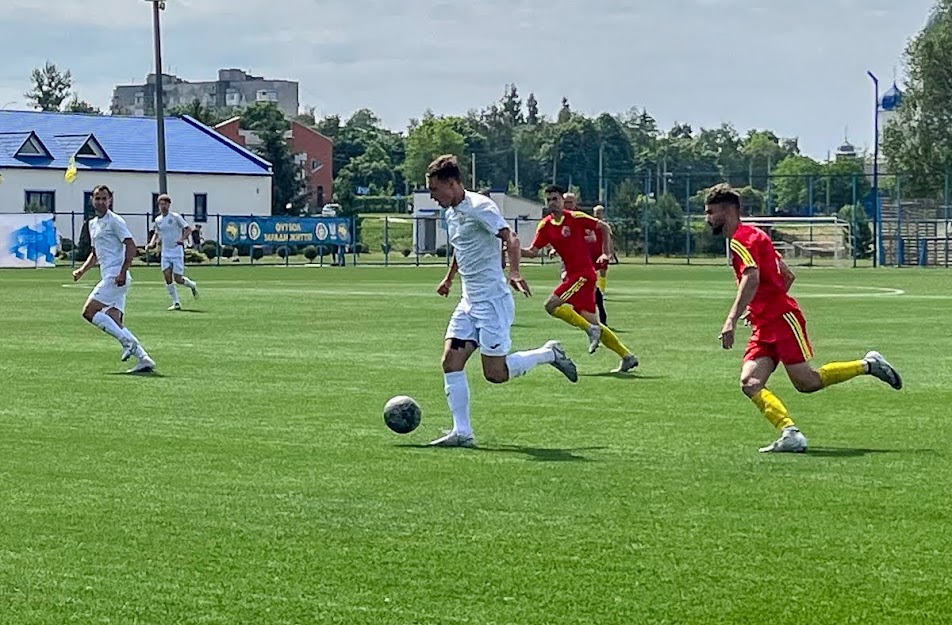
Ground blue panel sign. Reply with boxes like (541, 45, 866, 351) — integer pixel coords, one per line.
(221, 217, 352, 246)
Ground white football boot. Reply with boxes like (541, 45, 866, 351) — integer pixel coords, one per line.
(429, 430, 477, 448)
(864, 351, 902, 390)
(759, 426, 808, 453)
(586, 324, 602, 354)
(544, 340, 578, 383)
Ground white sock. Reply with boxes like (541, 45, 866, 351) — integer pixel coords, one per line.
(121, 328, 148, 359)
(167, 283, 180, 305)
(444, 371, 471, 436)
(92, 311, 127, 346)
(506, 345, 555, 380)
(182, 277, 196, 289)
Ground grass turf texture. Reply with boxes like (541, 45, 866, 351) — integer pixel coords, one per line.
(1, 264, 949, 624)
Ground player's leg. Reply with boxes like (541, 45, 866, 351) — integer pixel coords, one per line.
(478, 296, 577, 384)
(595, 287, 607, 325)
(432, 304, 479, 447)
(741, 341, 807, 453)
(571, 279, 637, 371)
(111, 282, 155, 371)
(780, 311, 902, 393)
(545, 276, 602, 352)
(598, 266, 607, 294)
(172, 254, 199, 298)
(163, 261, 181, 310)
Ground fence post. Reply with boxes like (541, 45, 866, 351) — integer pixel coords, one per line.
(643, 170, 651, 265)
(384, 216, 390, 267)
(70, 212, 76, 269)
(685, 174, 692, 265)
(851, 174, 858, 268)
(945, 171, 950, 268)
(896, 175, 903, 268)
(216, 214, 221, 266)
(415, 215, 421, 267)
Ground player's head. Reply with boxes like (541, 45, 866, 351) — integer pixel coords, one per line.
(704, 183, 741, 236)
(545, 185, 565, 216)
(426, 154, 465, 208)
(563, 192, 577, 211)
(91, 185, 113, 216)
(157, 193, 171, 216)
(593, 204, 605, 219)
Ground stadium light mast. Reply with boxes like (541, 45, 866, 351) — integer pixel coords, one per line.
(867, 70, 880, 267)
(146, 0, 168, 194)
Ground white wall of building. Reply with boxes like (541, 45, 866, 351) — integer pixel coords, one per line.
(0, 168, 271, 245)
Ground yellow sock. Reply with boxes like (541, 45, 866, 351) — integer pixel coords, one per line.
(552, 305, 592, 332)
(751, 389, 795, 430)
(818, 360, 866, 388)
(599, 324, 630, 358)
(598, 275, 607, 292)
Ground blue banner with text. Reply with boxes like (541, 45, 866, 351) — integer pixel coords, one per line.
(221, 217, 352, 246)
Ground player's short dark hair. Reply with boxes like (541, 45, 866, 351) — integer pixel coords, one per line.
(544, 184, 564, 195)
(92, 184, 113, 196)
(705, 183, 740, 209)
(426, 155, 461, 181)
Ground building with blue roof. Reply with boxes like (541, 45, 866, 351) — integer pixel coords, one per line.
(0, 110, 272, 245)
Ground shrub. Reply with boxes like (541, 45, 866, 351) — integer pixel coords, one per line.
(60, 238, 74, 253)
(436, 245, 448, 258)
(402, 248, 412, 257)
(303, 245, 319, 262)
(185, 248, 207, 264)
(201, 241, 219, 259)
(251, 247, 265, 261)
(221, 245, 235, 259)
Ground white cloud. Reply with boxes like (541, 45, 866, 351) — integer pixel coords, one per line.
(0, 0, 938, 157)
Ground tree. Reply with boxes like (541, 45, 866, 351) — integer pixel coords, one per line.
(64, 96, 101, 114)
(403, 117, 468, 186)
(25, 62, 72, 111)
(166, 98, 228, 126)
(883, 0, 952, 196)
(557, 97, 572, 123)
(771, 155, 824, 213)
(241, 102, 306, 214)
(838, 203, 874, 259)
(526, 93, 540, 125)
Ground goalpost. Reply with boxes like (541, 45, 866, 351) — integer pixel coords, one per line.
(739, 216, 853, 267)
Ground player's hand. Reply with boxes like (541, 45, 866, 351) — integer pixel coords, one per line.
(740, 309, 752, 327)
(547, 248, 558, 259)
(72, 268, 84, 282)
(176, 239, 185, 246)
(509, 272, 531, 297)
(437, 278, 452, 297)
(719, 319, 736, 350)
(115, 273, 127, 287)
(596, 254, 610, 267)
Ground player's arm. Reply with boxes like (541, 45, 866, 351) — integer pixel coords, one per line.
(179, 215, 193, 246)
(499, 228, 529, 296)
(597, 219, 614, 260)
(437, 254, 458, 297)
(146, 228, 158, 249)
(720, 267, 760, 349)
(778, 256, 796, 291)
(521, 222, 548, 258)
(72, 246, 99, 281)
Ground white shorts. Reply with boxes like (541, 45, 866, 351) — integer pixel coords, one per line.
(444, 293, 514, 357)
(89, 273, 132, 313)
(161, 251, 185, 275)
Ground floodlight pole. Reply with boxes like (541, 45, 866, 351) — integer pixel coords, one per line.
(867, 70, 880, 267)
(147, 0, 168, 194)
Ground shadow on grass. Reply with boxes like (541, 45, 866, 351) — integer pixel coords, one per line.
(803, 447, 937, 458)
(395, 443, 605, 462)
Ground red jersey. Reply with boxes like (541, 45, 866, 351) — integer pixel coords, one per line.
(584, 221, 604, 263)
(729, 224, 800, 324)
(532, 210, 598, 276)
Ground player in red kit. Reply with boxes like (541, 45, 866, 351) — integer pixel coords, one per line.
(563, 193, 610, 325)
(522, 185, 637, 373)
(705, 184, 903, 453)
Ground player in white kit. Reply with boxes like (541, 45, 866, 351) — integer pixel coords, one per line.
(72, 185, 156, 373)
(428, 155, 578, 448)
(147, 194, 199, 310)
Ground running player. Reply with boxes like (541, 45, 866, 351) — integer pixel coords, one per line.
(522, 185, 638, 373)
(705, 183, 902, 453)
(72, 184, 156, 373)
(147, 194, 199, 310)
(592, 204, 611, 292)
(428, 155, 578, 448)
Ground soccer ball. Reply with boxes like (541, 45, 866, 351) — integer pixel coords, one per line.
(384, 395, 422, 434)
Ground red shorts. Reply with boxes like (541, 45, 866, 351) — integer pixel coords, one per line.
(744, 309, 814, 365)
(554, 272, 597, 314)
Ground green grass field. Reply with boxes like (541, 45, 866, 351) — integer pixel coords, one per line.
(2, 263, 950, 624)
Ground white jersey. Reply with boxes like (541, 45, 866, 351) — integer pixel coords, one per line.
(445, 191, 510, 302)
(89, 210, 134, 278)
(154, 211, 189, 253)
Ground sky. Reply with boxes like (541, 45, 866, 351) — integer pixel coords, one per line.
(0, 0, 936, 160)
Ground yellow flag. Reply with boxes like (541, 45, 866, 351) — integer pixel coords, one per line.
(65, 155, 77, 183)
